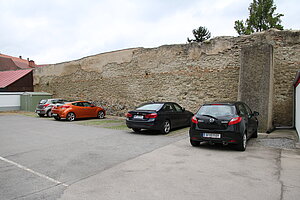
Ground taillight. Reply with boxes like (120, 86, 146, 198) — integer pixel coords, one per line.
(228, 117, 242, 125)
(145, 113, 157, 118)
(126, 113, 132, 118)
(191, 116, 198, 124)
(61, 105, 70, 109)
(43, 104, 50, 108)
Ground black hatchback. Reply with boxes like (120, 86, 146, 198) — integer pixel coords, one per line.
(189, 102, 259, 151)
(126, 102, 193, 134)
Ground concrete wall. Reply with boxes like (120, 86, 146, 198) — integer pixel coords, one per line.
(34, 29, 300, 132)
(239, 44, 273, 131)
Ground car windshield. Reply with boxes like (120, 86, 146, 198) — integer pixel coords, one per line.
(197, 105, 235, 117)
(136, 103, 163, 111)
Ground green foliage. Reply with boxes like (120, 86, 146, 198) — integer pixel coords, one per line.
(187, 26, 211, 43)
(234, 0, 284, 35)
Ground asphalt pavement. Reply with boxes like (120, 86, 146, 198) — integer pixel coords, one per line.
(0, 113, 299, 200)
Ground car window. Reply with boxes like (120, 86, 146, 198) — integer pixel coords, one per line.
(73, 102, 84, 107)
(136, 103, 163, 111)
(39, 99, 47, 104)
(197, 105, 235, 117)
(162, 104, 174, 112)
(244, 103, 253, 115)
(82, 102, 91, 107)
(237, 104, 247, 115)
(173, 103, 182, 112)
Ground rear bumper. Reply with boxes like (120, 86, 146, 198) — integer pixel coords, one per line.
(189, 128, 242, 144)
(126, 119, 161, 130)
(51, 110, 67, 118)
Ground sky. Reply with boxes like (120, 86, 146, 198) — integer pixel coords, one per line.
(0, 0, 299, 64)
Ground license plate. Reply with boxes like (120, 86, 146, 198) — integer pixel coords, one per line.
(36, 111, 40, 113)
(134, 115, 144, 119)
(52, 113, 57, 116)
(203, 133, 221, 138)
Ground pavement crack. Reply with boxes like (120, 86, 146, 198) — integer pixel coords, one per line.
(11, 184, 66, 200)
(275, 149, 284, 200)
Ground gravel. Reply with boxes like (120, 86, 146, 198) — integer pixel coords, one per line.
(257, 138, 296, 149)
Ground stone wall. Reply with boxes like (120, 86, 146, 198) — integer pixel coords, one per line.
(34, 29, 300, 132)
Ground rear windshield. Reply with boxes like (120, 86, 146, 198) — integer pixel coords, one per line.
(39, 99, 47, 104)
(136, 103, 163, 111)
(196, 105, 235, 117)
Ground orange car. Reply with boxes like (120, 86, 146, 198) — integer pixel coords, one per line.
(51, 101, 105, 121)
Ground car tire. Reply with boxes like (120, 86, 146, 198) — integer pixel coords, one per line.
(97, 111, 105, 119)
(38, 114, 44, 117)
(132, 128, 141, 133)
(46, 110, 53, 117)
(251, 129, 258, 138)
(190, 139, 200, 147)
(66, 112, 76, 122)
(235, 132, 247, 151)
(54, 116, 61, 121)
(161, 120, 171, 134)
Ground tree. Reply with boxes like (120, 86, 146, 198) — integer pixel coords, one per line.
(187, 26, 211, 43)
(234, 0, 284, 35)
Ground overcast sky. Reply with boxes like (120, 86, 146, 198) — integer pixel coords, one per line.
(0, 0, 299, 64)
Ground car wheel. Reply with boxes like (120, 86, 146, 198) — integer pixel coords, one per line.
(132, 128, 141, 133)
(251, 129, 258, 138)
(235, 132, 247, 151)
(190, 139, 200, 147)
(38, 114, 44, 117)
(54, 116, 61, 121)
(97, 111, 105, 119)
(66, 112, 76, 122)
(46, 110, 53, 117)
(161, 120, 171, 134)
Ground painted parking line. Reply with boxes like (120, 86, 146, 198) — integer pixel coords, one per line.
(0, 156, 68, 187)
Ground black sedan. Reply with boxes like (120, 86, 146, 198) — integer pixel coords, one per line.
(189, 102, 259, 151)
(126, 102, 193, 134)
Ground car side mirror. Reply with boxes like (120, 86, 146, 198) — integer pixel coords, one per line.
(253, 111, 259, 117)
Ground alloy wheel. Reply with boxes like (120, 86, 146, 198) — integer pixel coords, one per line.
(98, 111, 104, 119)
(67, 113, 75, 121)
(163, 121, 171, 134)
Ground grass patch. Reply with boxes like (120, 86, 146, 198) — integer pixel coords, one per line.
(78, 119, 123, 125)
(104, 124, 129, 130)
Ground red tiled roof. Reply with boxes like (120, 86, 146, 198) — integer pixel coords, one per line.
(0, 69, 32, 88)
(0, 53, 36, 70)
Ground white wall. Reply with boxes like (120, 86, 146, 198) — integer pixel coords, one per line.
(296, 85, 300, 140)
(0, 92, 23, 111)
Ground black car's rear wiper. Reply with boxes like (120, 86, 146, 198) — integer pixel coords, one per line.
(201, 114, 218, 120)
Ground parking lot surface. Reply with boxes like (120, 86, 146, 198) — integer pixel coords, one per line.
(1, 114, 300, 200)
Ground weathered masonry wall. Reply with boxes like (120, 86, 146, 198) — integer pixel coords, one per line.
(34, 29, 300, 132)
(239, 44, 274, 132)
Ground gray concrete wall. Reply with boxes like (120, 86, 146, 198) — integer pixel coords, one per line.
(238, 44, 273, 132)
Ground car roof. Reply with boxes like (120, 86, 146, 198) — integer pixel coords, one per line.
(142, 102, 178, 105)
(203, 101, 244, 106)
